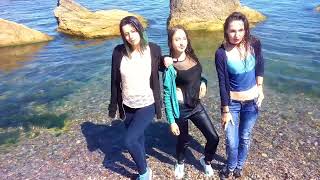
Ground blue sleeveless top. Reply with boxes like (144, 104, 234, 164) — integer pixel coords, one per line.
(227, 54, 256, 92)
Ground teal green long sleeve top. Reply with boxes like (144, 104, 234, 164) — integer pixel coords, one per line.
(163, 65, 180, 124)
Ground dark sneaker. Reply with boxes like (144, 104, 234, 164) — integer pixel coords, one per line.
(219, 166, 232, 180)
(233, 168, 242, 178)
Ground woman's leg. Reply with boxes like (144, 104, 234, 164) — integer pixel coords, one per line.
(176, 119, 189, 164)
(189, 103, 219, 163)
(225, 101, 241, 171)
(124, 104, 155, 175)
(236, 102, 259, 170)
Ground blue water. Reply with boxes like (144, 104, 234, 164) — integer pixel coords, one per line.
(0, 0, 319, 129)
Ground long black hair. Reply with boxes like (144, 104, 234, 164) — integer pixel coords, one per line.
(119, 16, 148, 57)
(167, 25, 199, 63)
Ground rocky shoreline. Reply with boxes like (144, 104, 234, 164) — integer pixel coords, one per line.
(0, 85, 319, 180)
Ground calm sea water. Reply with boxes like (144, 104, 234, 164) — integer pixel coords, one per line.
(0, 0, 319, 129)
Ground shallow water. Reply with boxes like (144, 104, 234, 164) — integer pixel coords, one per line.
(0, 0, 319, 131)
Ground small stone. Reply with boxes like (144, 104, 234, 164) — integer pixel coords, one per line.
(261, 153, 268, 157)
(307, 112, 312, 115)
(299, 140, 305, 145)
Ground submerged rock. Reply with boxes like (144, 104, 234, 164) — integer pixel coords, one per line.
(168, 0, 266, 31)
(0, 42, 48, 72)
(0, 18, 53, 47)
(54, 0, 147, 38)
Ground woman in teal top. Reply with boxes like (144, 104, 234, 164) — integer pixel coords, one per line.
(163, 25, 219, 179)
(163, 64, 180, 124)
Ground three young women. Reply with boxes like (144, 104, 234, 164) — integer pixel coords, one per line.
(109, 11, 264, 180)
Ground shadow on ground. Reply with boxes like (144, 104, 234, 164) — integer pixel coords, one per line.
(81, 119, 225, 179)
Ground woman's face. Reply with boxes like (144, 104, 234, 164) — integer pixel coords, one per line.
(171, 29, 188, 54)
(122, 24, 141, 48)
(227, 20, 245, 45)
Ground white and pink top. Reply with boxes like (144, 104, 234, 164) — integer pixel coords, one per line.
(120, 46, 154, 108)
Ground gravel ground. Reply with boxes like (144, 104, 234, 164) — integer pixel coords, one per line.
(0, 88, 319, 180)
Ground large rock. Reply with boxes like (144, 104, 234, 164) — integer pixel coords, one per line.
(54, 0, 147, 38)
(0, 18, 53, 47)
(168, 0, 266, 31)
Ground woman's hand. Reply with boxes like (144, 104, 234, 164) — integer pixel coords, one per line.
(170, 123, 180, 136)
(256, 85, 264, 107)
(164, 57, 173, 68)
(199, 82, 206, 99)
(221, 112, 234, 130)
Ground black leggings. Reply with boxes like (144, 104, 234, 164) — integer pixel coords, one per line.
(176, 102, 219, 164)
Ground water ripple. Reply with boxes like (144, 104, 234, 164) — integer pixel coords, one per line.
(0, 0, 319, 124)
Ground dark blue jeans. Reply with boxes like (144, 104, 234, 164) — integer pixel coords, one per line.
(225, 99, 259, 171)
(176, 102, 219, 164)
(123, 103, 155, 175)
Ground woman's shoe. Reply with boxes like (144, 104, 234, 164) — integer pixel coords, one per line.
(199, 156, 214, 177)
(233, 168, 242, 178)
(174, 163, 185, 179)
(219, 166, 233, 180)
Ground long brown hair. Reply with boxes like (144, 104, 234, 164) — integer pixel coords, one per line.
(223, 12, 252, 59)
(167, 25, 199, 64)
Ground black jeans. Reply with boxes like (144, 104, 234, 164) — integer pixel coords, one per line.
(176, 102, 219, 164)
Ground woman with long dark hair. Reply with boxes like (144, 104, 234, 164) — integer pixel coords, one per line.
(215, 12, 265, 178)
(108, 16, 163, 180)
(163, 25, 219, 179)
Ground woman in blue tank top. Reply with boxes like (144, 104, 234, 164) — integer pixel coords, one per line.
(215, 12, 265, 179)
